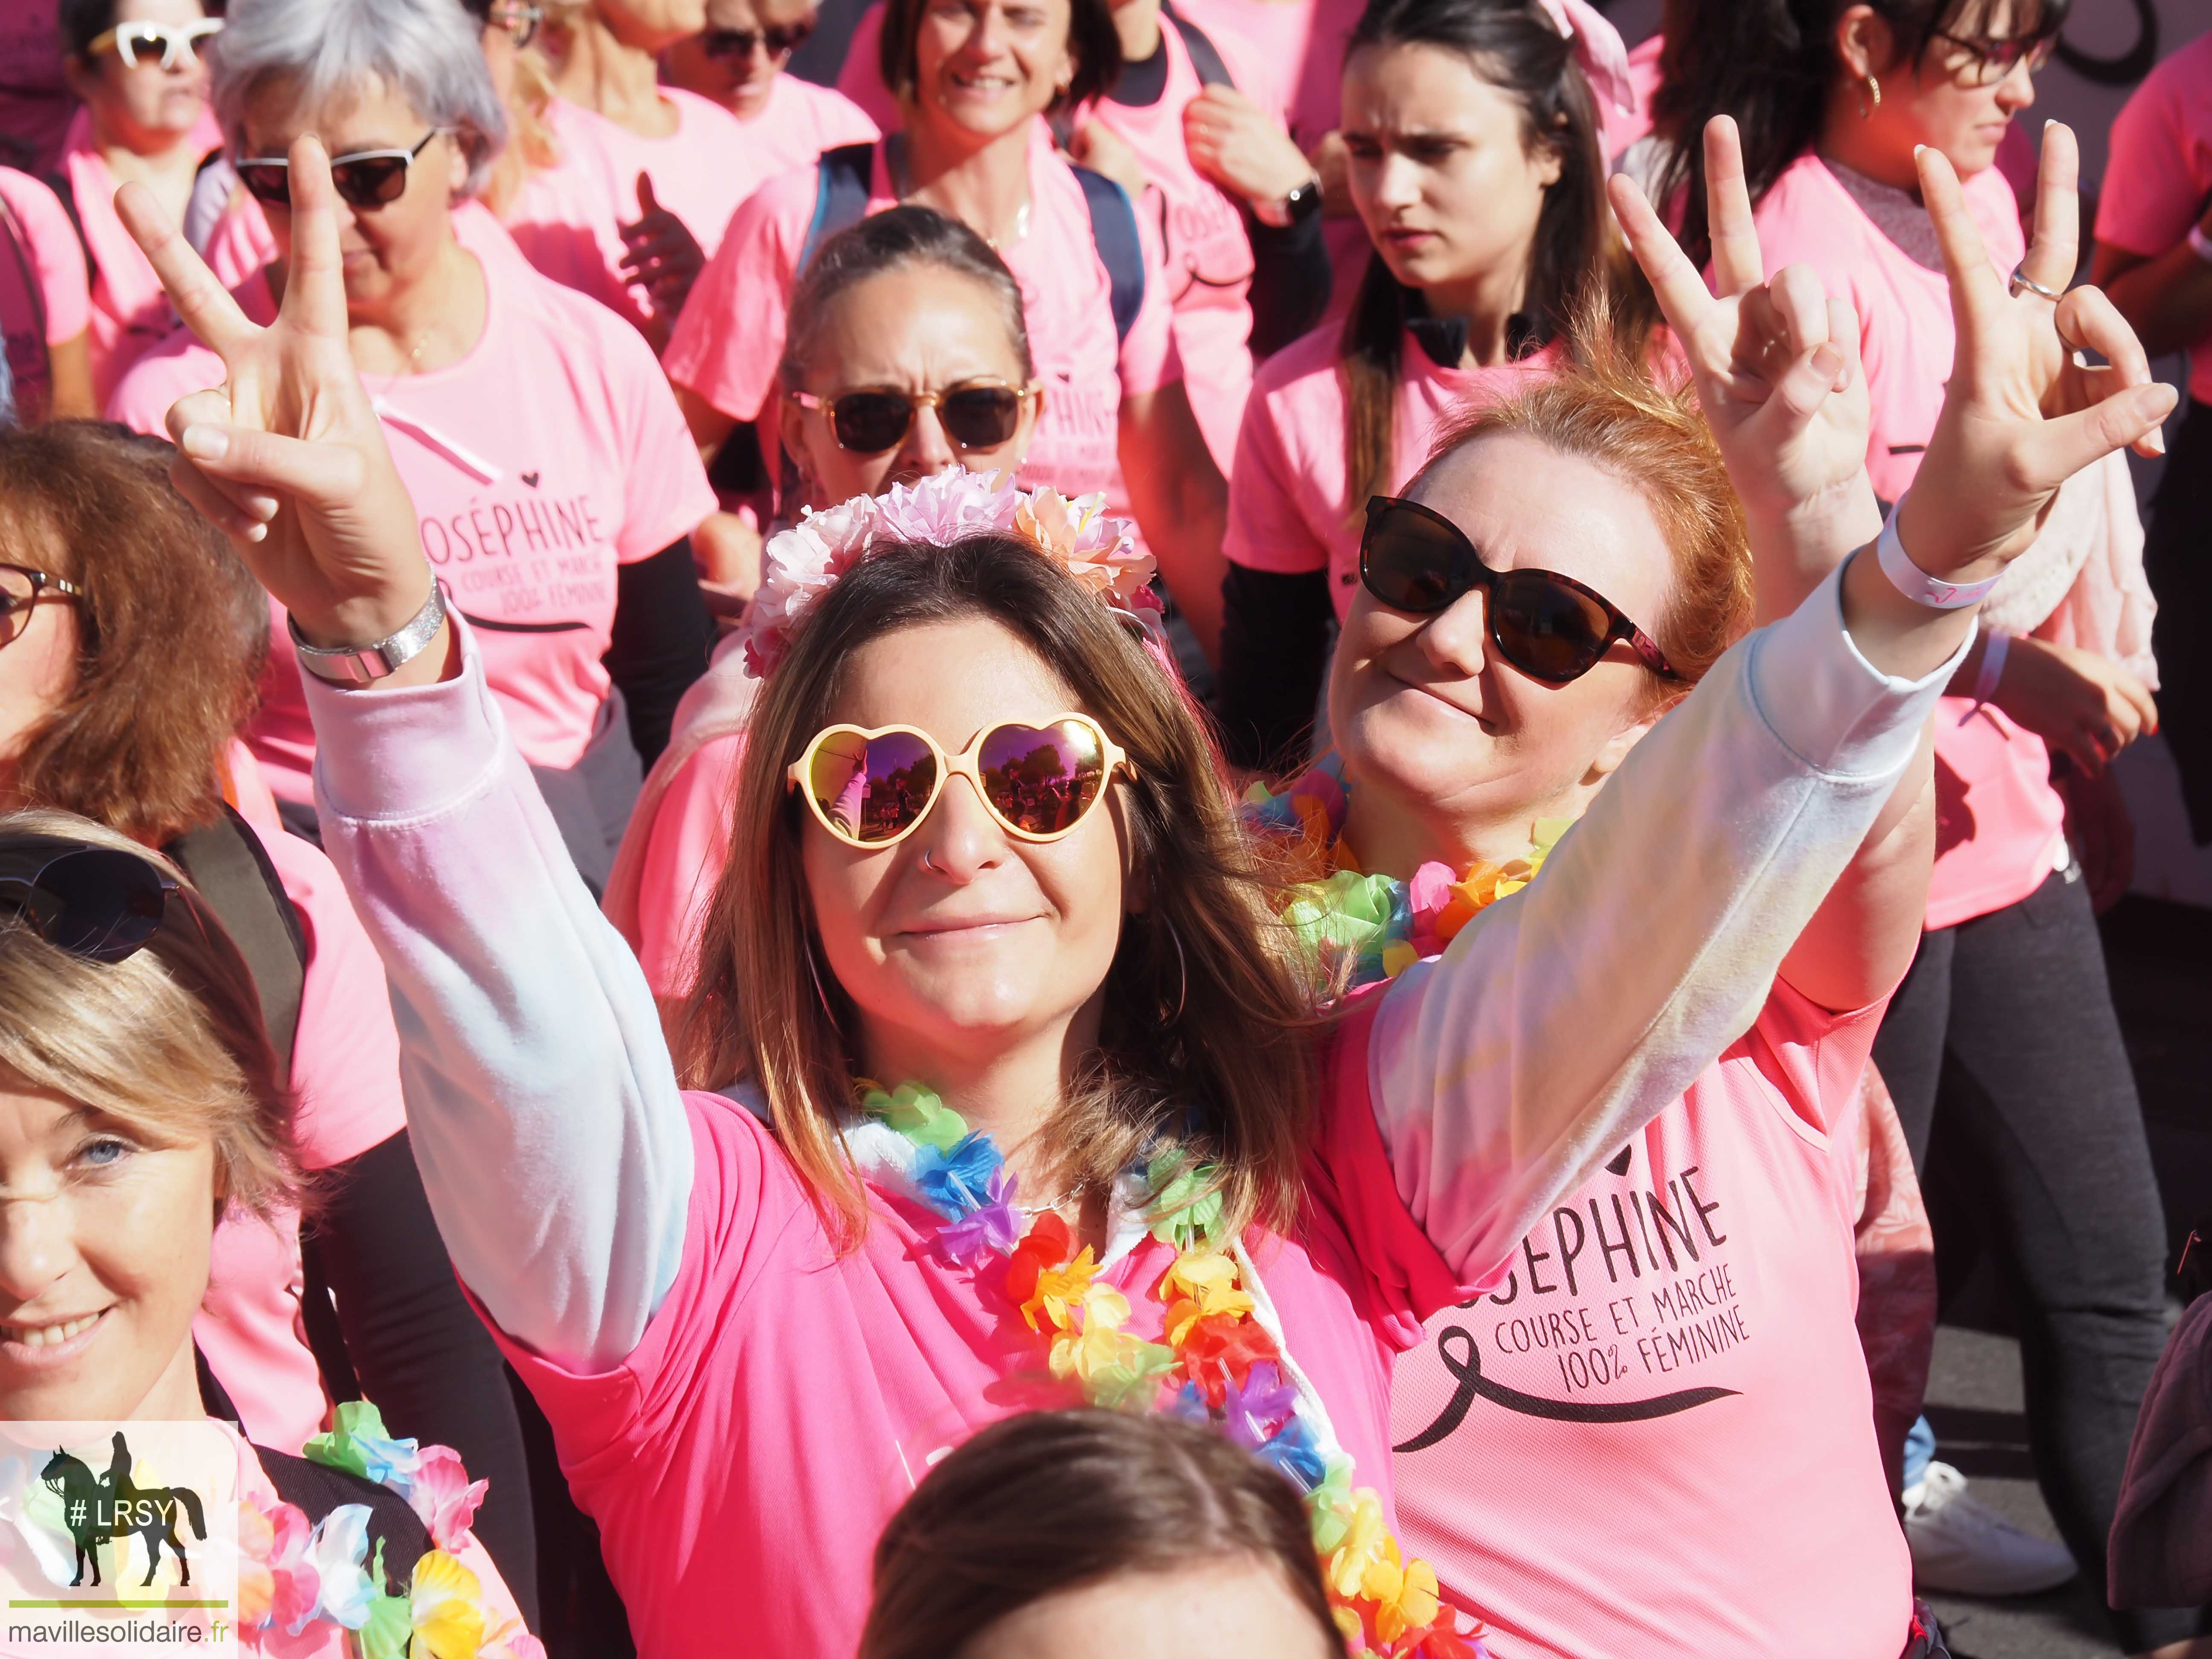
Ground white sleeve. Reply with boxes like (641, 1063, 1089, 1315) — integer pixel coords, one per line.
(305, 623, 694, 1373)
(1371, 559, 1962, 1284)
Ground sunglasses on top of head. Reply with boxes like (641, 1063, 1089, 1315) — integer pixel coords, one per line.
(1359, 495, 1679, 685)
(789, 716, 1132, 849)
(789, 381, 1040, 455)
(87, 17, 222, 70)
(236, 128, 448, 211)
(0, 836, 179, 965)
(701, 17, 815, 59)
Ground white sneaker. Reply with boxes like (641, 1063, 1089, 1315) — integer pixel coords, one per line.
(1903, 1461, 2078, 1597)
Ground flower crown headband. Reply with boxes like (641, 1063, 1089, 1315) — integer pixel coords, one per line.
(739, 470, 1164, 678)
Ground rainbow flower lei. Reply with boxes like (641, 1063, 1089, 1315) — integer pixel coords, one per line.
(1246, 758, 1569, 990)
(856, 1081, 1487, 1658)
(236, 1402, 539, 1659)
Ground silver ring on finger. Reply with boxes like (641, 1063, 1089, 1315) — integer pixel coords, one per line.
(2009, 265, 2064, 303)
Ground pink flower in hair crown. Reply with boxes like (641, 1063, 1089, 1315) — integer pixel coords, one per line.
(740, 470, 1156, 676)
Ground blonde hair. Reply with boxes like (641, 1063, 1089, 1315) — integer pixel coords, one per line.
(1408, 304, 1755, 705)
(680, 537, 1317, 1249)
(0, 811, 297, 1218)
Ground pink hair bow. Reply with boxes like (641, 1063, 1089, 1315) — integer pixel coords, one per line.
(1531, 0, 1637, 115)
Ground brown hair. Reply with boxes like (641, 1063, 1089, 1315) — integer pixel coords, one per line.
(781, 206, 1036, 393)
(1339, 0, 1632, 509)
(679, 535, 1316, 1248)
(0, 810, 298, 1219)
(877, 0, 1122, 114)
(0, 423, 269, 847)
(1406, 301, 1754, 705)
(858, 1409, 1341, 1659)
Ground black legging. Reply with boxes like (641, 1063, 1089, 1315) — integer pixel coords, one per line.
(2145, 399, 2212, 845)
(1872, 870, 2205, 1650)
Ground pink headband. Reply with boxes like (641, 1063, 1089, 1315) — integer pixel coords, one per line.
(739, 470, 1161, 677)
(1531, 0, 1636, 115)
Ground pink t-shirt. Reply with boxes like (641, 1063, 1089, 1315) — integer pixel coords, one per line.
(1603, 31, 1664, 163)
(1225, 321, 1558, 613)
(831, 3, 897, 131)
(483, 1072, 1455, 1659)
(631, 728, 742, 999)
(0, 165, 88, 418)
(57, 105, 252, 404)
(197, 772, 410, 1453)
(1390, 984, 1912, 1657)
(2095, 28, 2212, 405)
(109, 209, 716, 798)
(662, 128, 1182, 508)
(1753, 151, 2061, 930)
(1090, 20, 1262, 474)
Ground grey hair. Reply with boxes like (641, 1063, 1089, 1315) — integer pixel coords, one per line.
(211, 0, 508, 199)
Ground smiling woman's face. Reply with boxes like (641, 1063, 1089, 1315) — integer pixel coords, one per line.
(911, 0, 1074, 144)
(0, 1075, 212, 1423)
(800, 616, 1129, 1083)
(1330, 432, 1673, 847)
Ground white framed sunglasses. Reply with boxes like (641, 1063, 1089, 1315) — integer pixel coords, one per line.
(87, 17, 223, 70)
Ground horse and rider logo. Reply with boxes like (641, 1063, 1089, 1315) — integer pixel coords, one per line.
(38, 1431, 208, 1589)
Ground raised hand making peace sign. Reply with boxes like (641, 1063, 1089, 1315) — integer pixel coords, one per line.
(1611, 115, 1877, 619)
(116, 134, 452, 687)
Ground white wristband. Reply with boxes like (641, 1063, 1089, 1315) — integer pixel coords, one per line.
(2188, 222, 2212, 266)
(1874, 497, 2001, 611)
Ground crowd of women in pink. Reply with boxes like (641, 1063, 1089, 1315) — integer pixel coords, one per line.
(0, 0, 2209, 1654)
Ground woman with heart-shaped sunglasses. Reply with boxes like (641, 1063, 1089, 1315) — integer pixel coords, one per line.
(116, 79, 2168, 1652)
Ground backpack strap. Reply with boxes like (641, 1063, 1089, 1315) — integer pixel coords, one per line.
(167, 806, 308, 1077)
(255, 1447, 436, 1590)
(1069, 164, 1145, 344)
(1161, 1, 1235, 89)
(39, 169, 95, 290)
(799, 141, 879, 274)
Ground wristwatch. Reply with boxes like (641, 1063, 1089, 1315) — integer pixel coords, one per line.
(289, 579, 448, 685)
(1252, 174, 1322, 229)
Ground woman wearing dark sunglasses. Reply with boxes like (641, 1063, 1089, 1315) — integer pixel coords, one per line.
(54, 0, 266, 403)
(664, 0, 1239, 661)
(606, 205, 1043, 997)
(1213, 0, 1635, 773)
(0, 419, 541, 1616)
(662, 0, 879, 149)
(1657, 5, 2196, 1640)
(116, 112, 2153, 1653)
(109, 0, 716, 894)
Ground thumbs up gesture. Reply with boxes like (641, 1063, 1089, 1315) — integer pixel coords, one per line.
(620, 171, 707, 323)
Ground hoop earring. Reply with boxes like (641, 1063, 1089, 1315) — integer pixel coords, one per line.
(1859, 73, 1881, 117)
(804, 934, 839, 1024)
(1163, 916, 1188, 1024)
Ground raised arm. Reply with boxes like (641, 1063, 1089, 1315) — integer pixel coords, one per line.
(117, 138, 693, 1374)
(1374, 122, 2177, 1285)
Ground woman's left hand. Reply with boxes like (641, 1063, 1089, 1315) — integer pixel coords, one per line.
(1991, 634, 2159, 774)
(1611, 116, 1874, 538)
(1182, 86, 1312, 210)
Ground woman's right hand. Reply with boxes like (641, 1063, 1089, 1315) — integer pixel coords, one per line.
(1901, 124, 2177, 582)
(116, 135, 442, 668)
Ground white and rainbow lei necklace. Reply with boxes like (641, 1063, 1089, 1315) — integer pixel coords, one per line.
(848, 1081, 1486, 1658)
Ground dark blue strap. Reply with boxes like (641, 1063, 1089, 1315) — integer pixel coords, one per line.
(1069, 164, 1145, 344)
(1161, 1, 1234, 88)
(799, 141, 878, 273)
